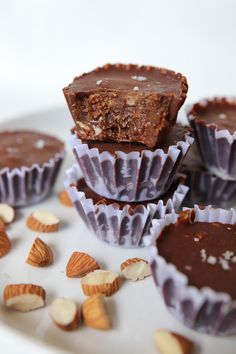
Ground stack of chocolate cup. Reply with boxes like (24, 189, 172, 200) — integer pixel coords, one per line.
(63, 64, 194, 247)
(184, 97, 236, 208)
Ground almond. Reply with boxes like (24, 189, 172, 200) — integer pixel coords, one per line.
(26, 237, 53, 267)
(27, 210, 60, 232)
(154, 330, 194, 354)
(81, 270, 120, 296)
(0, 231, 11, 257)
(120, 257, 151, 281)
(82, 294, 111, 330)
(49, 298, 79, 331)
(3, 284, 46, 312)
(0, 203, 15, 224)
(0, 219, 5, 231)
(66, 252, 100, 277)
(58, 190, 73, 207)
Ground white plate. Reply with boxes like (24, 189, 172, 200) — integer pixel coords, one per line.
(0, 108, 235, 354)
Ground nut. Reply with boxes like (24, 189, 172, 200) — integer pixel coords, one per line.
(120, 257, 151, 281)
(66, 252, 100, 277)
(82, 294, 111, 330)
(27, 210, 60, 232)
(3, 284, 46, 312)
(81, 269, 120, 296)
(58, 190, 73, 207)
(0, 231, 11, 257)
(49, 298, 79, 331)
(0, 203, 15, 224)
(26, 237, 53, 267)
(154, 330, 194, 354)
(0, 219, 5, 231)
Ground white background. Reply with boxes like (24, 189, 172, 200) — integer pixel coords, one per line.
(0, 0, 236, 353)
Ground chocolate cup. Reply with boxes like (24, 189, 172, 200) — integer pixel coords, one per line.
(70, 130, 193, 202)
(188, 97, 236, 180)
(64, 164, 188, 248)
(0, 151, 65, 206)
(145, 205, 236, 335)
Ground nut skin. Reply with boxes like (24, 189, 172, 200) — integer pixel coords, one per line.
(27, 213, 59, 233)
(0, 219, 5, 231)
(26, 237, 53, 267)
(66, 252, 100, 277)
(82, 294, 111, 330)
(81, 270, 120, 296)
(0, 231, 11, 257)
(58, 190, 73, 207)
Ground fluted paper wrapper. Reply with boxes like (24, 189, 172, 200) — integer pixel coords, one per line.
(64, 164, 188, 248)
(145, 205, 236, 335)
(70, 132, 193, 202)
(0, 152, 65, 206)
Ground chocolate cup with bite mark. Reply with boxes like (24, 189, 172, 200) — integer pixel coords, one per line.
(70, 124, 193, 202)
(64, 164, 188, 248)
(145, 205, 236, 335)
(188, 97, 236, 180)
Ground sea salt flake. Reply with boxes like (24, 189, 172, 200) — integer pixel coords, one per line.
(200, 249, 207, 262)
(231, 256, 236, 263)
(185, 265, 192, 271)
(218, 113, 227, 120)
(222, 250, 234, 260)
(133, 86, 139, 91)
(96, 79, 103, 85)
(207, 256, 217, 265)
(219, 257, 231, 271)
(131, 75, 147, 81)
(34, 139, 45, 149)
(227, 227, 232, 230)
(193, 237, 199, 242)
(6, 147, 18, 154)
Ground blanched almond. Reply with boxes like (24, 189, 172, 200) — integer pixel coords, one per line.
(26, 237, 53, 267)
(154, 329, 194, 354)
(3, 284, 46, 312)
(82, 294, 111, 330)
(120, 257, 151, 281)
(0, 203, 15, 224)
(27, 210, 60, 232)
(0, 231, 11, 257)
(49, 298, 79, 331)
(66, 252, 100, 277)
(58, 190, 73, 207)
(81, 270, 120, 296)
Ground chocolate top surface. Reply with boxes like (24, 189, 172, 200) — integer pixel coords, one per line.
(189, 98, 236, 133)
(64, 64, 186, 96)
(157, 210, 236, 299)
(79, 124, 189, 154)
(76, 178, 182, 211)
(0, 130, 64, 169)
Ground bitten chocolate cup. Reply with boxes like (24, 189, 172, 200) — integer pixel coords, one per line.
(70, 124, 193, 202)
(0, 131, 65, 206)
(145, 205, 236, 336)
(64, 164, 188, 248)
(188, 97, 236, 180)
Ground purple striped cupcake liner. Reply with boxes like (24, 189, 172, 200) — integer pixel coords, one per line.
(69, 130, 193, 202)
(64, 164, 188, 248)
(145, 205, 236, 335)
(0, 151, 65, 207)
(188, 97, 236, 180)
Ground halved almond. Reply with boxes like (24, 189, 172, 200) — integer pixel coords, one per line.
(26, 237, 53, 267)
(66, 252, 100, 277)
(49, 298, 79, 331)
(0, 203, 15, 224)
(120, 257, 151, 281)
(27, 210, 60, 232)
(0, 231, 11, 257)
(3, 284, 46, 312)
(82, 294, 111, 330)
(81, 270, 120, 296)
(154, 329, 194, 354)
(58, 190, 73, 207)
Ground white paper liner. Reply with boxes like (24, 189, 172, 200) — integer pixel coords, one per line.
(0, 151, 65, 206)
(70, 130, 193, 202)
(145, 205, 236, 335)
(64, 164, 188, 248)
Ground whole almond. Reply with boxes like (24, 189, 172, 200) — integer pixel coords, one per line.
(81, 269, 120, 296)
(58, 191, 73, 207)
(3, 284, 46, 312)
(26, 237, 53, 267)
(120, 257, 151, 281)
(82, 294, 111, 330)
(66, 252, 100, 277)
(27, 210, 60, 232)
(0, 231, 11, 257)
(154, 329, 194, 354)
